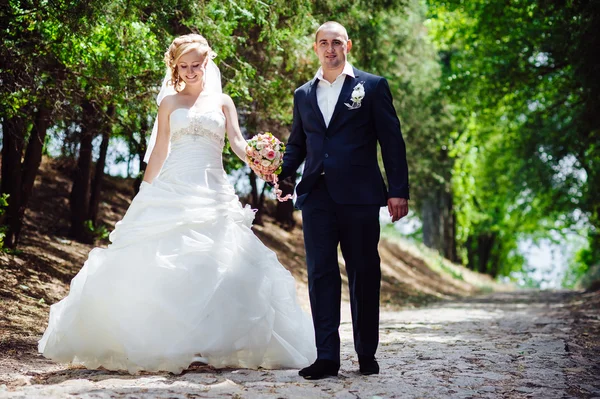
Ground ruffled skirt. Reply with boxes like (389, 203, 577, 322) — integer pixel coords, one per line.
(38, 157, 316, 374)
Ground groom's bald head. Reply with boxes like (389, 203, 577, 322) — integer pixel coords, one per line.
(315, 21, 349, 42)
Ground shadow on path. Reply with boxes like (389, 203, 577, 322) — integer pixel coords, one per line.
(1, 290, 598, 399)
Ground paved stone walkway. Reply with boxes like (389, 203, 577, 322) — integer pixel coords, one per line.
(1, 291, 598, 398)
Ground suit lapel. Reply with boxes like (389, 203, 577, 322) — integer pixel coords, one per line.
(308, 78, 327, 130)
(327, 72, 357, 132)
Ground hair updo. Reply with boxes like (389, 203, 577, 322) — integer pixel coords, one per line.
(164, 34, 212, 92)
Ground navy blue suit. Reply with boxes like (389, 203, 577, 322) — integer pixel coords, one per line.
(280, 67, 409, 363)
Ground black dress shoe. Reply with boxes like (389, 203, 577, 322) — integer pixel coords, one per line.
(358, 356, 379, 375)
(299, 359, 340, 380)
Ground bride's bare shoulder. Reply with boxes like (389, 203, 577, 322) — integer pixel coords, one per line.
(158, 93, 183, 114)
(219, 93, 235, 108)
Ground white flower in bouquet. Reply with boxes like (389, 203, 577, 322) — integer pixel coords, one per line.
(245, 132, 292, 202)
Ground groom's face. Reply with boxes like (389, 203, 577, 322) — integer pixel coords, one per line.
(314, 27, 352, 71)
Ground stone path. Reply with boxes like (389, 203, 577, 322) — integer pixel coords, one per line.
(1, 291, 598, 398)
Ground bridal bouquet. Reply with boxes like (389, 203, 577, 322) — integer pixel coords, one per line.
(245, 132, 292, 202)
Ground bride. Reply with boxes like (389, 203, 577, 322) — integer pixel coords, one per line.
(38, 34, 316, 374)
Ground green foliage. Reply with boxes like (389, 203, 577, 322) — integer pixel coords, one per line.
(84, 220, 110, 242)
(437, 257, 464, 281)
(562, 247, 590, 289)
(0, 194, 9, 250)
(2, 1, 463, 264)
(427, 0, 600, 277)
(11, 0, 592, 285)
(223, 138, 245, 175)
(563, 238, 600, 289)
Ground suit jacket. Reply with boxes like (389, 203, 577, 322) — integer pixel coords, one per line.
(280, 67, 409, 209)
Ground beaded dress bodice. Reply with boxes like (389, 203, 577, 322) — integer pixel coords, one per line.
(169, 108, 226, 148)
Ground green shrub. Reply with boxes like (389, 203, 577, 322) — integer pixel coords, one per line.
(0, 194, 9, 251)
(84, 220, 110, 241)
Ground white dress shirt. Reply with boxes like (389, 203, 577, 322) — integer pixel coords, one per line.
(315, 63, 355, 127)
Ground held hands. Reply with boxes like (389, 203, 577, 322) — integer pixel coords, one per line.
(244, 137, 291, 201)
(249, 164, 291, 201)
(388, 197, 409, 222)
(261, 173, 276, 184)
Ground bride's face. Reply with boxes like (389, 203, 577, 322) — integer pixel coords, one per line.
(177, 49, 207, 87)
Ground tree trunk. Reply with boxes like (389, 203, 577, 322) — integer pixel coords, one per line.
(421, 195, 440, 251)
(0, 116, 26, 248)
(249, 171, 259, 207)
(441, 189, 458, 262)
(476, 233, 496, 275)
(421, 187, 457, 262)
(134, 119, 148, 194)
(12, 106, 51, 245)
(252, 176, 267, 226)
(88, 125, 110, 226)
(465, 233, 494, 275)
(69, 101, 95, 243)
(581, 160, 600, 265)
(275, 178, 295, 230)
(466, 236, 476, 271)
(21, 106, 50, 207)
(88, 105, 114, 225)
(488, 244, 502, 278)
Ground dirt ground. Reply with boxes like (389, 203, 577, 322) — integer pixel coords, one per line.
(1, 158, 597, 398)
(0, 290, 598, 399)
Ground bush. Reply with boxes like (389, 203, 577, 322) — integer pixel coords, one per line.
(580, 264, 600, 291)
(0, 194, 9, 251)
(563, 242, 599, 290)
(84, 220, 110, 242)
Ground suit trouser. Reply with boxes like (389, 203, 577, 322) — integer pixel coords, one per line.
(301, 176, 381, 362)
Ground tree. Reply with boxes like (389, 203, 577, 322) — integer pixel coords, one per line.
(0, 0, 104, 247)
(427, 0, 600, 276)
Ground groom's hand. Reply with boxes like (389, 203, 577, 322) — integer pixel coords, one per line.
(388, 198, 408, 222)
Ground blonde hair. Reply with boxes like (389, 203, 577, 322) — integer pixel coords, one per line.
(164, 34, 212, 92)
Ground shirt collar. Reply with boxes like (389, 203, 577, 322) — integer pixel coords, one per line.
(314, 62, 355, 82)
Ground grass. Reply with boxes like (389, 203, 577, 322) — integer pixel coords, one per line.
(381, 223, 507, 294)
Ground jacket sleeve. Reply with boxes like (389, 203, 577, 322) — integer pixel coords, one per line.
(280, 90, 307, 181)
(372, 77, 410, 199)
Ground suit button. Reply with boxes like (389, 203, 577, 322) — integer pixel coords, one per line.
(324, 153, 329, 158)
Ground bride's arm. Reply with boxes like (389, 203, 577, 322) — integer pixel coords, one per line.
(143, 98, 173, 183)
(221, 94, 248, 163)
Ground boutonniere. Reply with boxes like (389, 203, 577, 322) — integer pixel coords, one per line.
(345, 81, 366, 110)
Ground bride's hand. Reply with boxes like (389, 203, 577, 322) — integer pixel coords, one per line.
(249, 165, 275, 183)
(262, 174, 276, 183)
(249, 164, 264, 179)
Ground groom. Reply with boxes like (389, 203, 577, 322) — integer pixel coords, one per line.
(279, 21, 410, 379)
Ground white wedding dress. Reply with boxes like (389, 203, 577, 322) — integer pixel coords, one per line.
(38, 94, 317, 374)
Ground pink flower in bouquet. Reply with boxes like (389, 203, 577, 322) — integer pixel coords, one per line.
(245, 132, 292, 202)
